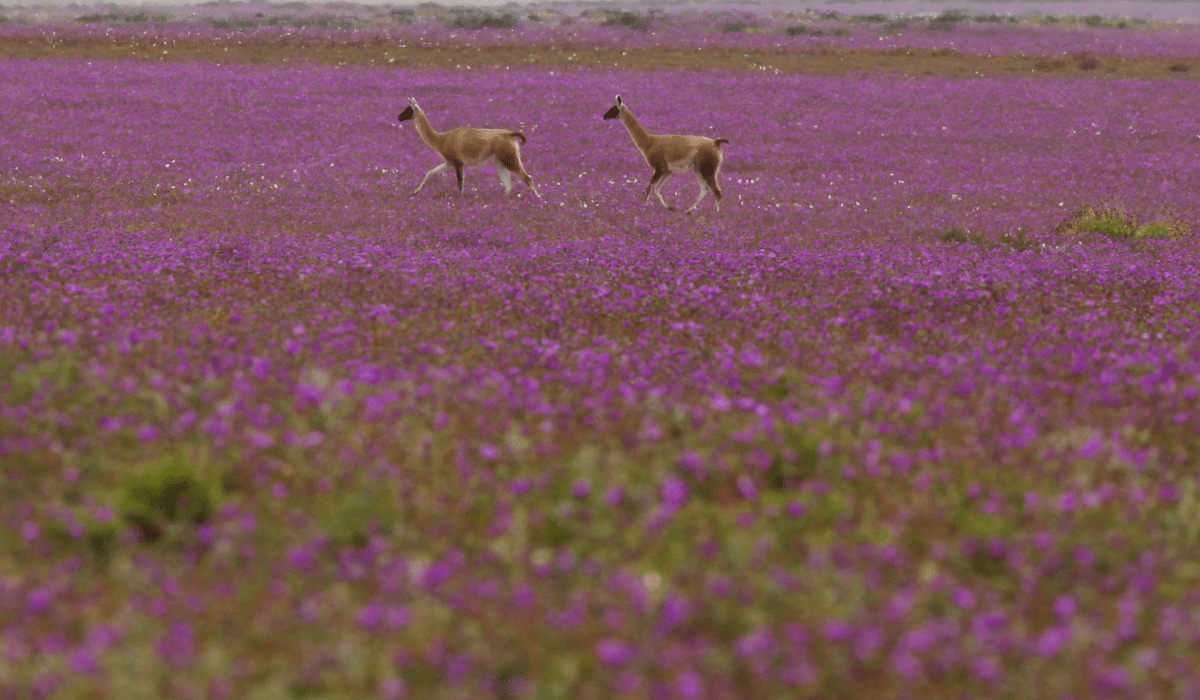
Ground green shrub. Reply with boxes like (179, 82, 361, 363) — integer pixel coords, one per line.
(207, 17, 261, 29)
(277, 16, 356, 29)
(849, 13, 889, 24)
(75, 12, 166, 23)
(785, 25, 823, 37)
(722, 21, 758, 33)
(1056, 206, 1190, 241)
(118, 454, 222, 543)
(940, 227, 988, 246)
(940, 227, 1041, 251)
(928, 9, 971, 31)
(206, 15, 356, 30)
(315, 482, 409, 549)
(45, 511, 120, 564)
(764, 427, 822, 490)
(997, 227, 1038, 252)
(444, 9, 519, 29)
(601, 11, 651, 30)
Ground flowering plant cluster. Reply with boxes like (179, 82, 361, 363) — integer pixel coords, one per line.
(2, 22, 1200, 700)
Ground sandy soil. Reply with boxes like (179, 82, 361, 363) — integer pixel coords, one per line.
(1, 35, 1196, 79)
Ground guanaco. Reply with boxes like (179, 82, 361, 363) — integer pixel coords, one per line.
(398, 96, 540, 198)
(602, 95, 727, 213)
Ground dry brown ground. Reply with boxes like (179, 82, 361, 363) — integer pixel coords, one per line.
(1, 34, 1196, 79)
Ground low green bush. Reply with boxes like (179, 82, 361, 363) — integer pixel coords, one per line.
(118, 453, 223, 543)
(1057, 205, 1190, 241)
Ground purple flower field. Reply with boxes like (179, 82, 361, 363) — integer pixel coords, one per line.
(2, 35, 1200, 699)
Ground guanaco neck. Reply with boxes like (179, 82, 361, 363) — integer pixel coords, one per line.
(619, 106, 655, 153)
(412, 109, 444, 150)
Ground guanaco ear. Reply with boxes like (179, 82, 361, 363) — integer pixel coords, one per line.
(603, 95, 622, 120)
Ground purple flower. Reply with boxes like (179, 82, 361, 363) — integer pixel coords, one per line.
(513, 584, 535, 609)
(595, 638, 636, 667)
(156, 622, 196, 669)
(357, 603, 383, 631)
(69, 648, 100, 675)
(379, 677, 408, 699)
(853, 626, 885, 661)
(972, 656, 1002, 682)
(1053, 596, 1077, 619)
(952, 587, 976, 609)
(570, 479, 592, 499)
(660, 475, 689, 510)
(1033, 626, 1071, 658)
(675, 670, 703, 699)
(899, 627, 936, 653)
(736, 474, 758, 501)
(659, 595, 690, 631)
(892, 652, 922, 681)
(678, 451, 705, 475)
(736, 627, 777, 657)
(289, 547, 315, 572)
(26, 589, 54, 615)
(248, 430, 274, 448)
(822, 619, 853, 644)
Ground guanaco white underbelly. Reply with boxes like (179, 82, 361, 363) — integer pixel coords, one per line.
(667, 153, 698, 173)
(461, 150, 493, 167)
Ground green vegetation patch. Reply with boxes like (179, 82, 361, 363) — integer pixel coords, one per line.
(443, 8, 520, 30)
(786, 25, 824, 36)
(74, 12, 170, 24)
(600, 10, 660, 30)
(1057, 205, 1190, 241)
(118, 452, 224, 543)
(939, 226, 1039, 251)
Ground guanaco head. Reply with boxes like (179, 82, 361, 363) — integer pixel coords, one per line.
(397, 96, 420, 122)
(602, 95, 623, 120)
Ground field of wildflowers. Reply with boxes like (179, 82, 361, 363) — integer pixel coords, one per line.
(3, 9, 1200, 699)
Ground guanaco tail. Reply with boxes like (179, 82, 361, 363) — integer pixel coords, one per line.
(397, 97, 540, 198)
(602, 95, 728, 213)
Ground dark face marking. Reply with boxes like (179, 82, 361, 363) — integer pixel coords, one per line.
(602, 105, 620, 120)
(398, 106, 414, 122)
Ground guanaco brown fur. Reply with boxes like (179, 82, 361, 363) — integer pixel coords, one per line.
(603, 94, 727, 213)
(398, 96, 540, 199)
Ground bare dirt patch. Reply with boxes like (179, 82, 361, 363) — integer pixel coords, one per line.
(1, 35, 1195, 80)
